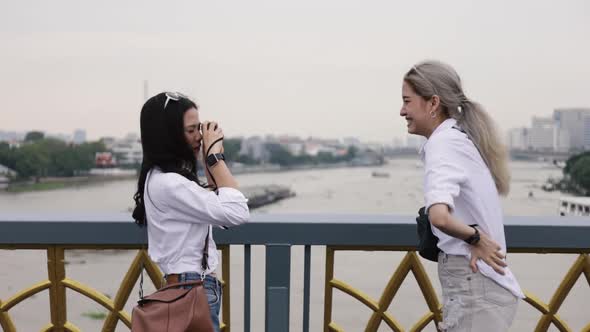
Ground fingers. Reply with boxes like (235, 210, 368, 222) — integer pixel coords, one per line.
(489, 260, 506, 275)
(202, 122, 223, 138)
(469, 256, 478, 273)
(491, 253, 507, 267)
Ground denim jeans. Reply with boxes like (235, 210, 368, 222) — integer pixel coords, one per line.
(437, 253, 518, 332)
(169, 273, 223, 332)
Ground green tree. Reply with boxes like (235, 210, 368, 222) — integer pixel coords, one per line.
(266, 143, 296, 166)
(24, 131, 45, 142)
(4, 139, 106, 180)
(569, 156, 590, 194)
(346, 146, 358, 160)
(223, 138, 242, 162)
(0, 142, 16, 170)
(564, 151, 590, 175)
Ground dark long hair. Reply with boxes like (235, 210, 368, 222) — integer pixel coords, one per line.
(132, 92, 206, 226)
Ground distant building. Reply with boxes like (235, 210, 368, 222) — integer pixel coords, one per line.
(112, 134, 143, 165)
(276, 136, 305, 156)
(73, 129, 86, 144)
(508, 128, 529, 150)
(529, 116, 554, 151)
(406, 135, 426, 150)
(239, 136, 270, 162)
(0, 131, 25, 143)
(554, 108, 590, 152)
(95, 152, 116, 167)
(343, 137, 362, 148)
(0, 164, 17, 177)
(99, 137, 117, 150)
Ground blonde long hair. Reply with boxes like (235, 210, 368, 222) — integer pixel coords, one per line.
(404, 60, 510, 195)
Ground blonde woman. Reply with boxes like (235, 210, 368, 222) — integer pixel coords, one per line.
(400, 61, 523, 331)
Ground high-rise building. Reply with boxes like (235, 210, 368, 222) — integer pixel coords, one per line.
(553, 108, 590, 152)
(529, 117, 554, 151)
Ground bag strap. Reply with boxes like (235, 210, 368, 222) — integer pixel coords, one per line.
(201, 226, 210, 277)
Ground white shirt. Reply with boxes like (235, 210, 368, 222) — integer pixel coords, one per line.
(144, 167, 250, 275)
(421, 118, 524, 298)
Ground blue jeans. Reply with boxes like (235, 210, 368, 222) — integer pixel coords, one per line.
(168, 273, 223, 332)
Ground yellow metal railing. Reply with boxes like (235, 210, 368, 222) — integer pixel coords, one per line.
(2, 246, 590, 332)
(0, 245, 231, 332)
(323, 247, 590, 332)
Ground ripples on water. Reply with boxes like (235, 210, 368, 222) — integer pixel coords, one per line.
(0, 159, 566, 216)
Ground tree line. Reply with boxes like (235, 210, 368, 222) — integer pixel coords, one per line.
(0, 131, 105, 181)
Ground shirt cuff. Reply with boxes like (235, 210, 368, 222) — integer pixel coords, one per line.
(425, 190, 455, 212)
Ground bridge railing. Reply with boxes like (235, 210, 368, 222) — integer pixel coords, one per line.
(0, 214, 589, 332)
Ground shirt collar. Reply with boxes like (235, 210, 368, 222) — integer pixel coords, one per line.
(419, 118, 458, 158)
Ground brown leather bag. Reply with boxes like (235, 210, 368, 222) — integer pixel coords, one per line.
(131, 280, 214, 332)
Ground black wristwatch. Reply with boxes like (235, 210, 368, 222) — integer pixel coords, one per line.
(206, 153, 225, 167)
(464, 225, 480, 245)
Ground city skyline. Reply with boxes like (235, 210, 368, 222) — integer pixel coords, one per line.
(1, 0, 589, 141)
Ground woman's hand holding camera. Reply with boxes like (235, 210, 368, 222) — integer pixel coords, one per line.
(201, 121, 224, 158)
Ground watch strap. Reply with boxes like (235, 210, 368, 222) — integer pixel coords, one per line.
(464, 225, 480, 245)
(206, 153, 225, 167)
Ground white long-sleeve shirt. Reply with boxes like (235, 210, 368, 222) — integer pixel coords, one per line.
(421, 118, 524, 298)
(144, 167, 250, 275)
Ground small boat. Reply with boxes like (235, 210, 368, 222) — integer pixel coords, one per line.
(371, 171, 390, 178)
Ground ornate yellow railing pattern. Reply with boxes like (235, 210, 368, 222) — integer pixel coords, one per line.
(323, 247, 590, 332)
(0, 245, 231, 332)
(2, 246, 590, 331)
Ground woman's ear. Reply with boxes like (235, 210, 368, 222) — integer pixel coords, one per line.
(431, 95, 441, 110)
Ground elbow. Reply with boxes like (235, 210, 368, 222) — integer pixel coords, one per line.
(222, 204, 250, 227)
(429, 214, 449, 229)
(427, 204, 452, 230)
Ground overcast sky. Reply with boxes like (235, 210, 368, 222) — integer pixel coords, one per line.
(1, 0, 589, 142)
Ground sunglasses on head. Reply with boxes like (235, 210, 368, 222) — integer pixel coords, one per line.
(164, 92, 189, 109)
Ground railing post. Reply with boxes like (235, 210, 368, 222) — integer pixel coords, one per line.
(47, 246, 67, 332)
(265, 244, 291, 332)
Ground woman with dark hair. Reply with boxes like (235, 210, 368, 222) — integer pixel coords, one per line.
(400, 61, 523, 331)
(132, 92, 250, 331)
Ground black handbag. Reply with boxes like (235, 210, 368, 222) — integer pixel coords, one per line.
(415, 206, 441, 262)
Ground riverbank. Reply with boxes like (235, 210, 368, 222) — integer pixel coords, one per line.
(5, 174, 138, 193)
(2, 160, 385, 193)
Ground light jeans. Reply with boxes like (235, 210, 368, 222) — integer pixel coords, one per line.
(437, 253, 518, 332)
(171, 273, 223, 332)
